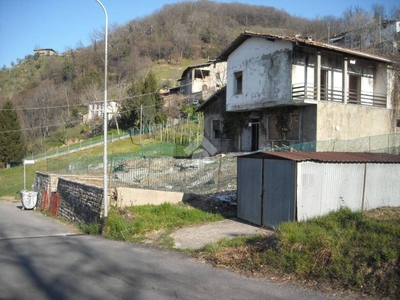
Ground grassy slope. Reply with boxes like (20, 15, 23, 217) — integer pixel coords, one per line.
(0, 135, 179, 198)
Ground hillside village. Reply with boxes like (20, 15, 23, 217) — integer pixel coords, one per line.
(1, 1, 400, 298)
(1, 1, 400, 158)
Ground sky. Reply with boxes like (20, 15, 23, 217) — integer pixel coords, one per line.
(0, 0, 399, 68)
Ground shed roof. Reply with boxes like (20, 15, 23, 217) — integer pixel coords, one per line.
(239, 152, 400, 163)
(217, 31, 394, 64)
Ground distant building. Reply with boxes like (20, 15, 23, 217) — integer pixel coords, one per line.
(86, 101, 120, 123)
(34, 48, 57, 56)
(178, 60, 227, 101)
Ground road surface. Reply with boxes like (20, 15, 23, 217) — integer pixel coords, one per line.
(0, 200, 349, 300)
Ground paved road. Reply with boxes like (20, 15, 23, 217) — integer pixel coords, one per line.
(0, 200, 350, 300)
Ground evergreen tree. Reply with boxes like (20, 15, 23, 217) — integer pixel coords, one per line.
(120, 71, 164, 129)
(0, 101, 26, 167)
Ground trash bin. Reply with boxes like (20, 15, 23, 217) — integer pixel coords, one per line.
(20, 190, 38, 210)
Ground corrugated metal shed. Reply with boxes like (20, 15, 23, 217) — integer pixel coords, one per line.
(237, 152, 400, 228)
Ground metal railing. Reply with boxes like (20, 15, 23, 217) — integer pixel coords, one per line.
(292, 83, 387, 107)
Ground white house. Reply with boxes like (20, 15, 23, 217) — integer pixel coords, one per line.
(204, 31, 398, 153)
(87, 101, 120, 122)
(178, 60, 227, 101)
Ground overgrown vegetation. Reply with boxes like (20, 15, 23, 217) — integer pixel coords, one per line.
(198, 207, 400, 299)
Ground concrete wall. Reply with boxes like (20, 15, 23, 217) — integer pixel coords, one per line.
(316, 102, 394, 148)
(202, 91, 231, 154)
(226, 38, 292, 111)
(115, 187, 190, 207)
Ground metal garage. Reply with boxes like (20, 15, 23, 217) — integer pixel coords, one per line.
(237, 152, 400, 228)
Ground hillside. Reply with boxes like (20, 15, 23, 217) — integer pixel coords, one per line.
(0, 0, 398, 159)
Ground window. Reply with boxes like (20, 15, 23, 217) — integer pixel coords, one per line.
(212, 120, 229, 140)
(212, 120, 222, 139)
(397, 119, 400, 128)
(320, 69, 328, 100)
(194, 69, 210, 80)
(234, 71, 243, 94)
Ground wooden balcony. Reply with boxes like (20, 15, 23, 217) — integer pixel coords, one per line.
(292, 84, 387, 108)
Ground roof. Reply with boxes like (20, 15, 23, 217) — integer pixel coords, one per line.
(196, 86, 226, 112)
(239, 151, 400, 163)
(34, 48, 56, 52)
(217, 31, 394, 64)
(179, 61, 215, 80)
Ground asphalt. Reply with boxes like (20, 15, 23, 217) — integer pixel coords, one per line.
(0, 197, 271, 250)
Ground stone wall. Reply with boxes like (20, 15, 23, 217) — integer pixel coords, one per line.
(57, 178, 103, 224)
(33, 172, 104, 224)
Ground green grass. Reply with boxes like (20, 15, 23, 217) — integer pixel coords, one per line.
(81, 202, 224, 247)
(0, 160, 47, 198)
(198, 207, 400, 298)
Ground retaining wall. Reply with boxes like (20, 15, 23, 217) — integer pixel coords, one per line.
(33, 172, 189, 224)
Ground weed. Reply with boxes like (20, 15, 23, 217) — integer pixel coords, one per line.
(198, 207, 400, 299)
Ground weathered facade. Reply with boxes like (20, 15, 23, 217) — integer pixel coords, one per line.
(197, 87, 232, 156)
(178, 60, 227, 101)
(205, 31, 398, 153)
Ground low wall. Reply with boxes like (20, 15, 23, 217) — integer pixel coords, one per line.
(115, 187, 190, 207)
(34, 172, 59, 208)
(33, 172, 189, 224)
(57, 178, 103, 224)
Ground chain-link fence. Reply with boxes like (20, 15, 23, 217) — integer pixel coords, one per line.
(46, 154, 237, 195)
(110, 156, 237, 194)
(270, 133, 400, 154)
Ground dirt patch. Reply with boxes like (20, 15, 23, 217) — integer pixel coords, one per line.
(184, 191, 237, 218)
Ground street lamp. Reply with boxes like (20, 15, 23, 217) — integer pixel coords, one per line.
(95, 0, 108, 218)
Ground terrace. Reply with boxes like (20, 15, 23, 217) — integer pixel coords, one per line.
(292, 83, 387, 107)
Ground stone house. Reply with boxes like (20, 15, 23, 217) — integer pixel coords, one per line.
(198, 31, 398, 154)
(178, 60, 227, 102)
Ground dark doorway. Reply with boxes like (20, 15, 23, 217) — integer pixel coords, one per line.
(349, 75, 360, 104)
(251, 119, 259, 151)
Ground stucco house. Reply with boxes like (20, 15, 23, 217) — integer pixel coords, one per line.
(86, 101, 120, 123)
(198, 31, 398, 154)
(178, 60, 227, 102)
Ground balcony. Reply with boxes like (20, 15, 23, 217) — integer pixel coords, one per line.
(292, 84, 387, 108)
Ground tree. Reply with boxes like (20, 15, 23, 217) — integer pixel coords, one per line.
(120, 71, 164, 129)
(0, 101, 26, 167)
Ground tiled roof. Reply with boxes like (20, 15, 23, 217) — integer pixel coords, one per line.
(217, 31, 394, 64)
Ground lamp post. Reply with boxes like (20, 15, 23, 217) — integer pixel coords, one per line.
(95, 0, 108, 218)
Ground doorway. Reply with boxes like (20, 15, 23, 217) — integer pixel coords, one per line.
(251, 119, 259, 151)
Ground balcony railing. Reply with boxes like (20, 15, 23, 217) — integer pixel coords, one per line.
(292, 84, 387, 108)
